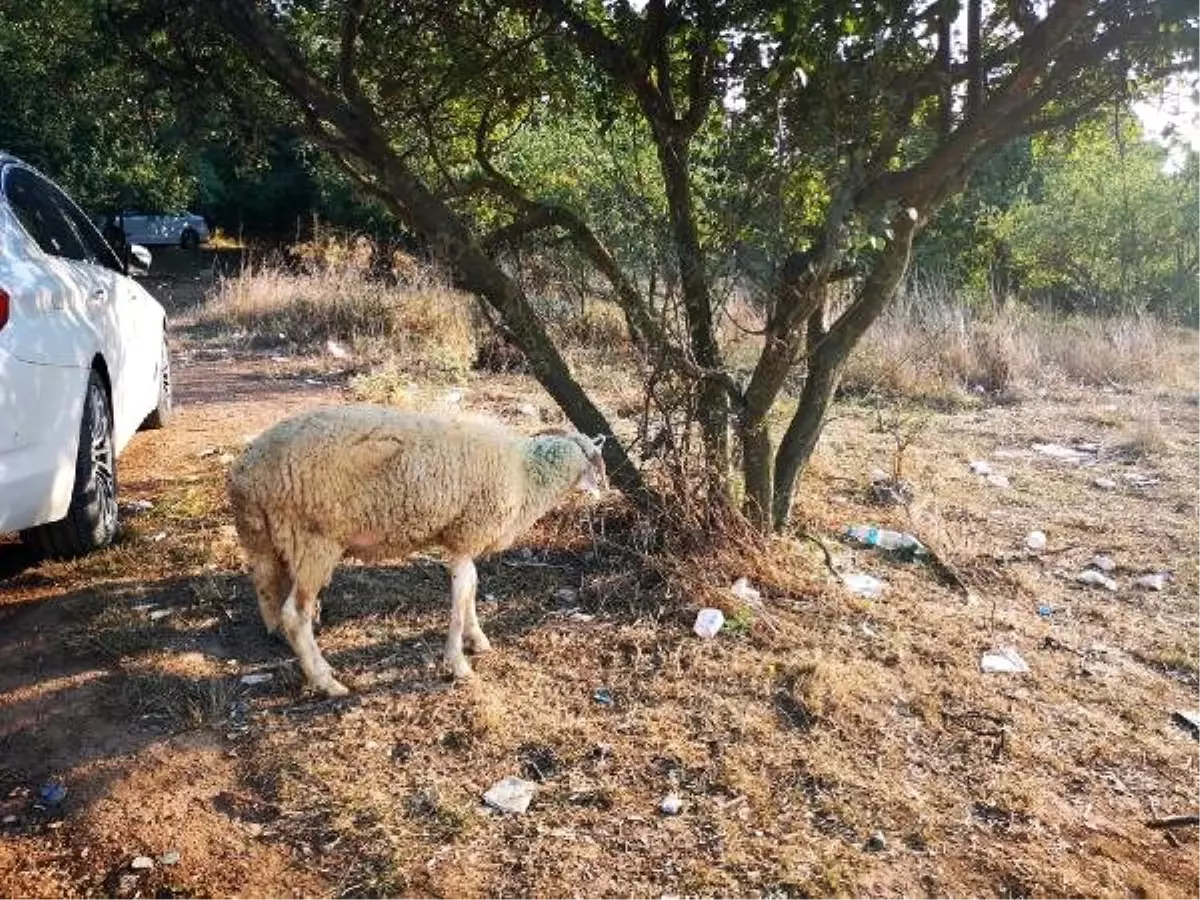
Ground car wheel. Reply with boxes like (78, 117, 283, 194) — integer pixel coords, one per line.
(21, 371, 119, 559)
(141, 338, 173, 430)
(180, 228, 199, 251)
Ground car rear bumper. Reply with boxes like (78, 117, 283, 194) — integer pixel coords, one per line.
(0, 349, 85, 532)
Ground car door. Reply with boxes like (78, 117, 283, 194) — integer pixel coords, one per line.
(52, 189, 158, 450)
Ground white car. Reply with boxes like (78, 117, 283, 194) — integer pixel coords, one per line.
(0, 153, 172, 558)
(113, 209, 210, 250)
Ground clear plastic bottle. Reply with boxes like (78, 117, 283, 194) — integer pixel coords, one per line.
(844, 525, 926, 557)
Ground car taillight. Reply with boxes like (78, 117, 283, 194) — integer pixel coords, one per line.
(0, 289, 8, 331)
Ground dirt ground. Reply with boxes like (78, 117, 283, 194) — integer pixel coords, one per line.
(1, 249, 1197, 898)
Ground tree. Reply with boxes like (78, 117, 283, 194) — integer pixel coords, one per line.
(125, 0, 1197, 530)
(992, 108, 1199, 320)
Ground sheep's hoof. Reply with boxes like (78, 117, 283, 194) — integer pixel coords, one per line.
(447, 655, 476, 680)
(316, 676, 351, 697)
(465, 630, 492, 654)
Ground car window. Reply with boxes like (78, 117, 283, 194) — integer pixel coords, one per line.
(53, 189, 125, 272)
(4, 168, 89, 262)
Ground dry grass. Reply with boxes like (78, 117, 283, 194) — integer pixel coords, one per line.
(199, 243, 478, 374)
(841, 280, 1195, 404)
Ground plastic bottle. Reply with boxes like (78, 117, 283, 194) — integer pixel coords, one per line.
(844, 525, 927, 558)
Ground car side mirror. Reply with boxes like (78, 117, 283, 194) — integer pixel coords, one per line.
(127, 243, 152, 276)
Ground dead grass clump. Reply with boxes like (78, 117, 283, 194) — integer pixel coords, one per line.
(842, 278, 1186, 402)
(1120, 410, 1171, 458)
(552, 300, 630, 348)
(201, 251, 477, 372)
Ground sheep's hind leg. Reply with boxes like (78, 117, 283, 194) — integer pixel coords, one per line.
(462, 562, 491, 655)
(445, 557, 478, 679)
(279, 584, 349, 697)
(247, 552, 289, 636)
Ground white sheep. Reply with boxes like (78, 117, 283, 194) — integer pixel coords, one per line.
(227, 405, 607, 696)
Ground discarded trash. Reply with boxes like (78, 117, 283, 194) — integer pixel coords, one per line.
(842, 573, 886, 599)
(693, 608, 726, 639)
(1032, 442, 1092, 463)
(148, 609, 172, 621)
(660, 793, 684, 816)
(1076, 570, 1118, 591)
(592, 688, 614, 706)
(981, 648, 1030, 674)
(986, 474, 1011, 489)
(1172, 710, 1200, 738)
(550, 587, 578, 606)
(1134, 573, 1167, 591)
(865, 831, 887, 852)
(968, 460, 993, 476)
(1091, 554, 1116, 572)
(239, 673, 274, 686)
(483, 777, 536, 814)
(123, 499, 154, 513)
(1123, 472, 1160, 488)
(1037, 604, 1054, 617)
(516, 402, 539, 418)
(325, 339, 349, 359)
(157, 850, 181, 866)
(844, 525, 926, 559)
(37, 782, 67, 806)
(1093, 477, 1118, 490)
(444, 389, 465, 405)
(1025, 531, 1047, 551)
(150, 531, 168, 543)
(730, 577, 762, 605)
(569, 612, 595, 623)
(131, 856, 155, 871)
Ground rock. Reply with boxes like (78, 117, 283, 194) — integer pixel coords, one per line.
(1093, 477, 1118, 490)
(325, 339, 349, 359)
(1025, 531, 1047, 551)
(1123, 472, 1160, 487)
(1134, 573, 1167, 591)
(693, 608, 725, 638)
(865, 831, 887, 851)
(1076, 569, 1118, 591)
(157, 850, 181, 866)
(981, 648, 1030, 674)
(968, 460, 993, 476)
(660, 793, 684, 816)
(131, 856, 155, 870)
(239, 673, 274, 686)
(1032, 442, 1091, 463)
(1091, 554, 1116, 572)
(118, 874, 140, 895)
(516, 402, 539, 418)
(483, 777, 536, 814)
(842, 572, 886, 599)
(550, 587, 578, 606)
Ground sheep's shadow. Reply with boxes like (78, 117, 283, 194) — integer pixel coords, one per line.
(0, 542, 639, 824)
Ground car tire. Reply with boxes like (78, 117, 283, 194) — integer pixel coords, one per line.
(21, 371, 119, 559)
(141, 338, 173, 430)
(180, 228, 199, 251)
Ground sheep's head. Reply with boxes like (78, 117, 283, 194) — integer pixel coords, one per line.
(534, 428, 609, 496)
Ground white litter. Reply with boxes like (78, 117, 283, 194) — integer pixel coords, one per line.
(516, 402, 539, 418)
(981, 648, 1030, 674)
(325, 339, 349, 359)
(660, 793, 684, 816)
(1025, 531, 1047, 551)
(150, 531, 167, 543)
(1093, 477, 1118, 490)
(730, 577, 762, 605)
(1091, 554, 1116, 572)
(483, 777, 536, 814)
(240, 673, 274, 686)
(693, 608, 725, 639)
(1076, 570, 1118, 591)
(444, 389, 465, 405)
(968, 460, 993, 475)
(130, 857, 155, 871)
(1032, 443, 1091, 463)
(148, 609, 172, 621)
(1123, 472, 1160, 487)
(842, 573, 886, 598)
(1134, 573, 1167, 591)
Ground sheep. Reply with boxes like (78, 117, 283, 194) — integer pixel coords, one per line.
(226, 404, 608, 697)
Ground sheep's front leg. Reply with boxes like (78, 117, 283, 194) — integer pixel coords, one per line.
(463, 563, 492, 655)
(279, 584, 349, 697)
(445, 557, 478, 679)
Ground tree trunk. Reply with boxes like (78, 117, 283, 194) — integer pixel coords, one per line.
(738, 420, 773, 530)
